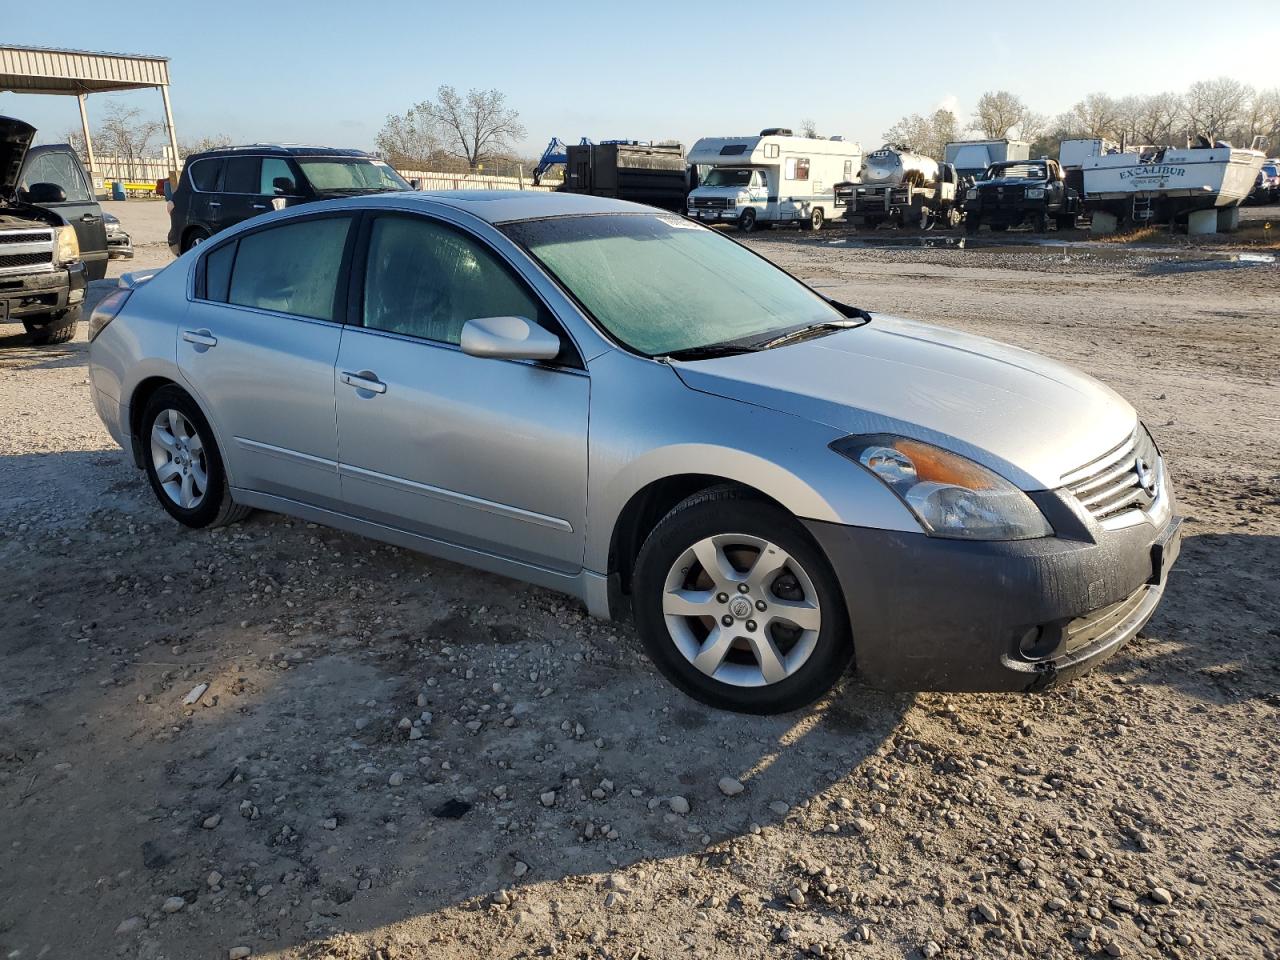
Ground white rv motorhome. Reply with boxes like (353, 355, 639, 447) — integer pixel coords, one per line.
(686, 129, 862, 231)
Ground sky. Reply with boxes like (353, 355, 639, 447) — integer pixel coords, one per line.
(4, 0, 1277, 158)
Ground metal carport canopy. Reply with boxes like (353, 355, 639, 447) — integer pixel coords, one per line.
(0, 44, 178, 179)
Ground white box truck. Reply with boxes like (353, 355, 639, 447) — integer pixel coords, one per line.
(944, 139, 1031, 180)
(686, 129, 862, 231)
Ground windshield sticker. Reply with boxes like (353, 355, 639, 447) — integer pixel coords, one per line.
(657, 214, 701, 230)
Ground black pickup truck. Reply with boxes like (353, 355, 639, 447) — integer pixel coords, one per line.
(963, 158, 1080, 234)
(1, 116, 108, 345)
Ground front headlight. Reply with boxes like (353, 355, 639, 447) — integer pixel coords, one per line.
(831, 435, 1053, 541)
(965, 188, 978, 200)
(54, 225, 80, 266)
(1025, 187, 1045, 199)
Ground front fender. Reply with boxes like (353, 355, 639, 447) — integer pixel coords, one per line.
(583, 352, 918, 574)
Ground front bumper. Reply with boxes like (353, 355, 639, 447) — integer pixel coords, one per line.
(0, 262, 85, 321)
(107, 231, 134, 259)
(689, 207, 742, 222)
(804, 495, 1182, 692)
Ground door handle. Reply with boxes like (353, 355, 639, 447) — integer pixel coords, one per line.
(251, 203, 268, 210)
(208, 201, 221, 208)
(340, 370, 386, 394)
(80, 213, 101, 223)
(182, 329, 218, 347)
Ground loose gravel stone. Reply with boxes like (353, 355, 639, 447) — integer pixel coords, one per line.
(718, 776, 744, 796)
(161, 896, 185, 914)
(668, 796, 690, 815)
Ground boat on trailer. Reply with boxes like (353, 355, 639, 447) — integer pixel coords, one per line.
(1080, 138, 1266, 226)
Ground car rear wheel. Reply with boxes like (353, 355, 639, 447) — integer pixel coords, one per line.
(181, 226, 211, 253)
(141, 385, 250, 529)
(633, 488, 852, 714)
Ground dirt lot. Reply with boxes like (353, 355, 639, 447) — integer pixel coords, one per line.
(1, 202, 1278, 960)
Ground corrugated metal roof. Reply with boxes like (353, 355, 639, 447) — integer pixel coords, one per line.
(0, 44, 170, 96)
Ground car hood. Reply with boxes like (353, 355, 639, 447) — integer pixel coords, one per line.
(671, 315, 1137, 490)
(0, 116, 36, 197)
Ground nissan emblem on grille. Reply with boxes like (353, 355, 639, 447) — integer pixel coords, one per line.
(1136, 457, 1158, 497)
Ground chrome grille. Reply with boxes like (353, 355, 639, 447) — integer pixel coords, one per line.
(0, 230, 55, 275)
(689, 197, 733, 209)
(1063, 427, 1161, 522)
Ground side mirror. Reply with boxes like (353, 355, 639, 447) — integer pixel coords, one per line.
(26, 182, 67, 204)
(409, 178, 423, 190)
(272, 176, 297, 195)
(460, 316, 560, 362)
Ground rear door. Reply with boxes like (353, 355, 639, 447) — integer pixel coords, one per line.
(178, 213, 355, 509)
(179, 156, 225, 244)
(211, 155, 265, 234)
(20, 148, 108, 280)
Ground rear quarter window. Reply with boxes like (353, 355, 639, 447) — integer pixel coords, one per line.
(189, 158, 224, 192)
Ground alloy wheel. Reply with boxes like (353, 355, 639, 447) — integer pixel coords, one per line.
(150, 408, 208, 509)
(661, 533, 822, 688)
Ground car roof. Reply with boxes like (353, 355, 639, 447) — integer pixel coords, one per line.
(356, 190, 657, 224)
(190, 145, 371, 160)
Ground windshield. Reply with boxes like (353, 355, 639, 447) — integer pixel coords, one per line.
(700, 168, 755, 188)
(297, 157, 410, 194)
(983, 162, 1047, 181)
(502, 213, 844, 357)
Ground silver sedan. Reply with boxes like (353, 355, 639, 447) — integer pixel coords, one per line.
(88, 192, 1181, 713)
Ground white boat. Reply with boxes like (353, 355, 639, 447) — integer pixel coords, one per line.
(1082, 140, 1266, 223)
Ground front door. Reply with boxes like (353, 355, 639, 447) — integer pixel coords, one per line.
(177, 213, 354, 509)
(20, 148, 109, 280)
(335, 213, 589, 571)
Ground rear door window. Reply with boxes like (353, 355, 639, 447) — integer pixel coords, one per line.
(202, 241, 236, 302)
(225, 216, 352, 320)
(222, 156, 261, 194)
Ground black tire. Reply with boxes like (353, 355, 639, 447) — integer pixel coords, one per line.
(964, 216, 981, 236)
(1031, 212, 1048, 233)
(140, 385, 250, 529)
(23, 308, 78, 345)
(809, 207, 824, 231)
(1055, 213, 1076, 231)
(737, 209, 757, 233)
(181, 226, 211, 253)
(632, 487, 853, 714)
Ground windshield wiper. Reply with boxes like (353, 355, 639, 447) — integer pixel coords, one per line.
(660, 341, 760, 362)
(750, 319, 864, 351)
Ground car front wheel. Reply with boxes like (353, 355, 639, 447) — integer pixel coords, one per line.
(633, 488, 852, 714)
(141, 385, 250, 528)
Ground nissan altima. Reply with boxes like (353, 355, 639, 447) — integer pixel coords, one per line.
(87, 192, 1181, 714)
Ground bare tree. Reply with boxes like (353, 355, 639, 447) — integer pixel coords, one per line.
(1057, 93, 1123, 141)
(1121, 92, 1184, 145)
(972, 91, 1029, 139)
(428, 86, 526, 170)
(1184, 77, 1250, 141)
(94, 103, 162, 166)
(883, 109, 961, 159)
(1238, 87, 1280, 148)
(376, 104, 447, 170)
(799, 118, 818, 138)
(178, 134, 233, 157)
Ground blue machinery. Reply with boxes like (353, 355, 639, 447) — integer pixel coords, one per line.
(532, 136, 637, 185)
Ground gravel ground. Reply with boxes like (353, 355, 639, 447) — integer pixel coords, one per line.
(1, 202, 1278, 960)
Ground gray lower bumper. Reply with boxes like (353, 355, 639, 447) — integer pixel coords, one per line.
(803, 506, 1182, 692)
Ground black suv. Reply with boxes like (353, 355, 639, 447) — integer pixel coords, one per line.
(963, 158, 1080, 234)
(167, 145, 412, 254)
(2, 116, 109, 344)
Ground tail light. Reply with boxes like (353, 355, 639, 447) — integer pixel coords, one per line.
(88, 288, 133, 341)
